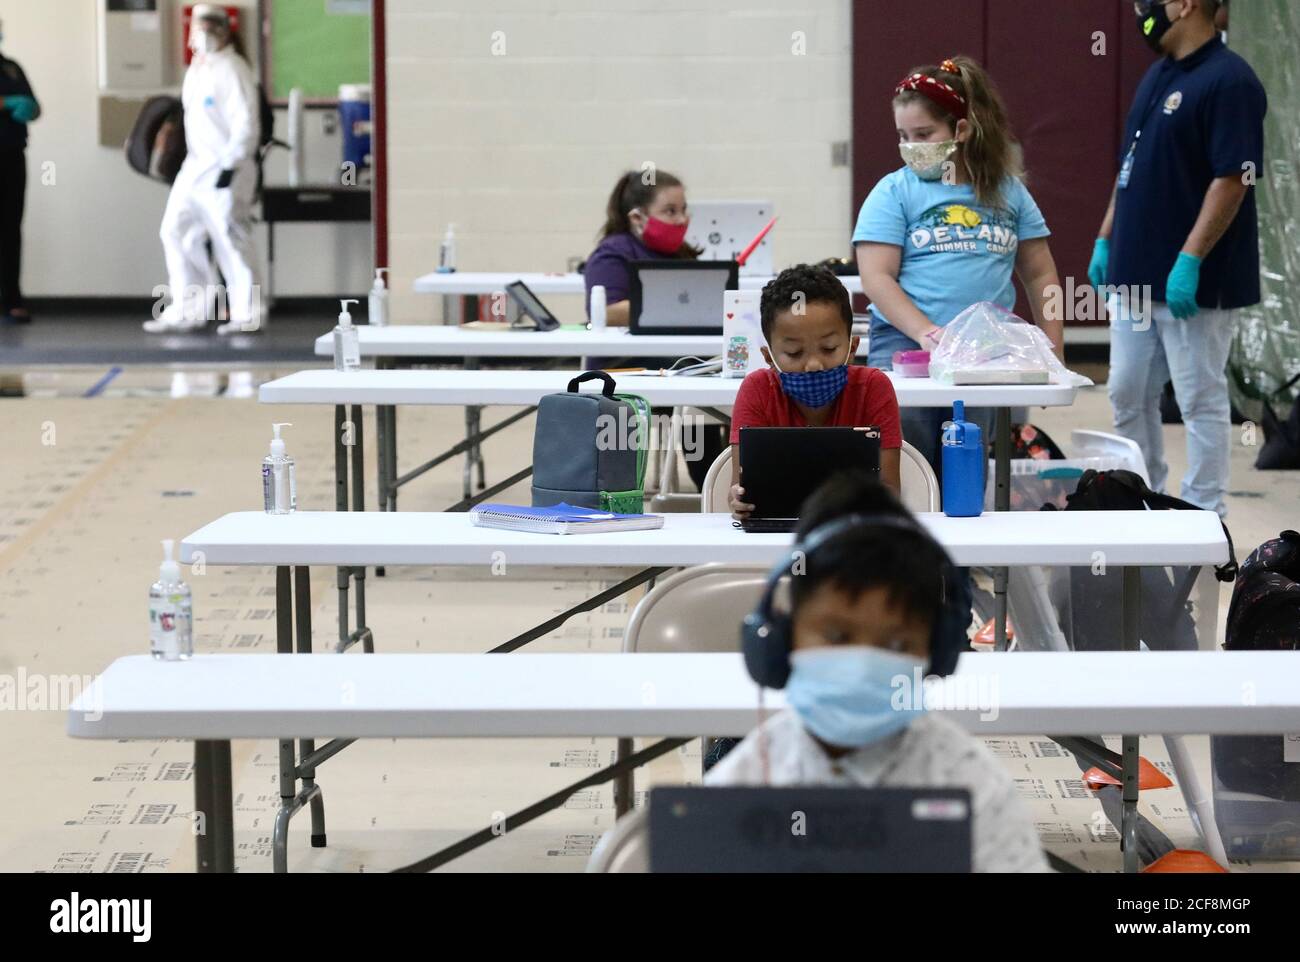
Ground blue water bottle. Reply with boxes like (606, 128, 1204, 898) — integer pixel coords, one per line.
(942, 401, 983, 517)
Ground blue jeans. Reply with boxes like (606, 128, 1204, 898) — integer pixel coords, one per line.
(1107, 296, 1237, 517)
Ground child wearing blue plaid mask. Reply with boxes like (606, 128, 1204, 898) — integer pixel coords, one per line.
(729, 264, 903, 521)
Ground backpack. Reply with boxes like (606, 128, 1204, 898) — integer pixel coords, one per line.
(1211, 531, 1300, 801)
(1256, 372, 1300, 470)
(1046, 469, 1237, 652)
(531, 372, 651, 514)
(125, 95, 186, 184)
(125, 85, 277, 185)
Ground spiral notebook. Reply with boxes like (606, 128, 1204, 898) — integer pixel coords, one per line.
(470, 503, 664, 535)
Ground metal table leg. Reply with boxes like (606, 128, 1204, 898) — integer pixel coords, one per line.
(295, 566, 327, 849)
(1121, 566, 1142, 873)
(993, 406, 1011, 651)
(273, 565, 296, 873)
(194, 739, 234, 873)
(375, 358, 388, 516)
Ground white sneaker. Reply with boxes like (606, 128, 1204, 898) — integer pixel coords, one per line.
(216, 317, 265, 335)
(143, 309, 206, 333)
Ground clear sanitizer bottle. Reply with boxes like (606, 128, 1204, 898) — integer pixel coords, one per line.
(368, 268, 389, 327)
(149, 539, 192, 661)
(262, 422, 297, 514)
(333, 299, 361, 371)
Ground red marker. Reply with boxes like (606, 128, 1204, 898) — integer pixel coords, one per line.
(736, 216, 778, 267)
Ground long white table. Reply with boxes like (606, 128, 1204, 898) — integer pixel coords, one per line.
(311, 325, 872, 361)
(412, 270, 864, 297)
(261, 368, 1079, 409)
(257, 367, 1084, 567)
(69, 650, 1297, 872)
(181, 509, 1224, 570)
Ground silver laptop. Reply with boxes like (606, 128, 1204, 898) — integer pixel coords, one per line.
(628, 260, 739, 335)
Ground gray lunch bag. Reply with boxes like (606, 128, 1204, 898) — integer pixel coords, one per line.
(531, 371, 650, 513)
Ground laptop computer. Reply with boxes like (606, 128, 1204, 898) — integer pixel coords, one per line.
(628, 260, 739, 335)
(648, 786, 973, 873)
(738, 426, 881, 533)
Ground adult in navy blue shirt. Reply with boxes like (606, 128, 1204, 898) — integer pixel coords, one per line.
(0, 23, 39, 325)
(1088, 0, 1264, 517)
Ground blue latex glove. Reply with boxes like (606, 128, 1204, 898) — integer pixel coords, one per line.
(1165, 252, 1202, 319)
(1087, 237, 1109, 289)
(6, 94, 36, 124)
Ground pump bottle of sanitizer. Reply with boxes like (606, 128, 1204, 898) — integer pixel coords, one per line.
(262, 422, 296, 514)
(149, 539, 192, 661)
(333, 299, 361, 371)
(369, 268, 389, 327)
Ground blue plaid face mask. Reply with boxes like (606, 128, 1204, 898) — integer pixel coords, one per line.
(774, 348, 851, 408)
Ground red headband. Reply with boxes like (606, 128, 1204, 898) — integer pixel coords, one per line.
(895, 68, 968, 120)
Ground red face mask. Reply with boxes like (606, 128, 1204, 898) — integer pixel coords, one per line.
(640, 215, 690, 255)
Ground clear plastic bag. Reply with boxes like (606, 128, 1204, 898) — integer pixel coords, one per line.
(928, 301, 1088, 386)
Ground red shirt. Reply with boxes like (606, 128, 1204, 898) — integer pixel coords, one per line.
(729, 365, 903, 448)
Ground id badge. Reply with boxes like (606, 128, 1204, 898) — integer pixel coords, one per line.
(1117, 142, 1136, 189)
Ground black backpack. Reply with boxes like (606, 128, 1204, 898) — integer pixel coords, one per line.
(1046, 469, 1237, 652)
(1211, 531, 1300, 800)
(1256, 372, 1300, 470)
(125, 95, 186, 183)
(125, 85, 278, 185)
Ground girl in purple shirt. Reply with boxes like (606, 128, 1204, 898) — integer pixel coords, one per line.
(584, 169, 699, 324)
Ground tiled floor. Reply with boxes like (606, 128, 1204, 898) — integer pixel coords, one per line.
(1, 367, 1296, 872)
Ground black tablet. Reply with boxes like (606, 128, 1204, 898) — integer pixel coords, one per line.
(505, 280, 561, 331)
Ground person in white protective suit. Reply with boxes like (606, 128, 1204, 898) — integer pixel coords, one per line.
(146, 4, 263, 334)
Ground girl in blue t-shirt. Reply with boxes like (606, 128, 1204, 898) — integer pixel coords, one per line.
(853, 55, 1064, 473)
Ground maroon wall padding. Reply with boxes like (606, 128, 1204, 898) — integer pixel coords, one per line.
(372, 0, 388, 275)
(851, 0, 1158, 324)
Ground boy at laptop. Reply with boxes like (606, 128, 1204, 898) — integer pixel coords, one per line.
(729, 264, 902, 520)
(709, 472, 1047, 873)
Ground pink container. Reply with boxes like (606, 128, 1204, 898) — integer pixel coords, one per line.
(892, 349, 931, 377)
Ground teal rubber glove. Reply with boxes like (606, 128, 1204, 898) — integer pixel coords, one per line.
(1165, 252, 1202, 320)
(1087, 237, 1109, 289)
(6, 95, 36, 124)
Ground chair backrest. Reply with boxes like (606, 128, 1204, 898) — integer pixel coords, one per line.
(899, 440, 940, 513)
(586, 809, 650, 872)
(700, 446, 733, 513)
(624, 563, 768, 653)
(705, 440, 939, 514)
(1070, 429, 1151, 485)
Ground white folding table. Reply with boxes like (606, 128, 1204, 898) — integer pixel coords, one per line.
(70, 650, 1298, 873)
(411, 270, 864, 298)
(179, 508, 1228, 873)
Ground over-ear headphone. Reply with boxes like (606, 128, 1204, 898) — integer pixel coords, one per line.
(740, 513, 970, 689)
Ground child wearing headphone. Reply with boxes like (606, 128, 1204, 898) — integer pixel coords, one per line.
(710, 472, 1047, 873)
(728, 264, 902, 520)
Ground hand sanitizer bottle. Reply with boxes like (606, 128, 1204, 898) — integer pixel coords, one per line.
(368, 268, 389, 327)
(262, 422, 297, 514)
(589, 284, 607, 331)
(333, 298, 361, 371)
(150, 539, 192, 661)
(437, 223, 456, 273)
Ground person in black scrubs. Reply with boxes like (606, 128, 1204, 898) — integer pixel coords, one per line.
(0, 23, 39, 325)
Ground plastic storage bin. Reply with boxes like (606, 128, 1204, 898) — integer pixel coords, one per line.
(891, 349, 931, 377)
(1212, 741, 1300, 860)
(983, 456, 1125, 511)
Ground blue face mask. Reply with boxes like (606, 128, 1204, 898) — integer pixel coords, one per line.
(785, 646, 927, 749)
(774, 348, 852, 409)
